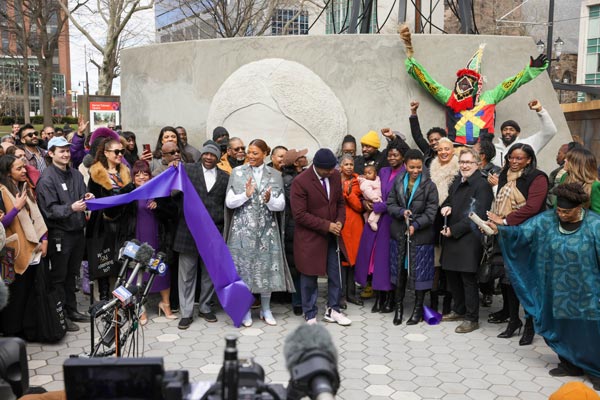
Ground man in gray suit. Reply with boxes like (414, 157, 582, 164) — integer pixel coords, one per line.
(174, 142, 229, 329)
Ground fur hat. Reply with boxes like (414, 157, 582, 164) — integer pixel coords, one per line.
(360, 131, 381, 148)
(90, 127, 120, 145)
(313, 148, 337, 169)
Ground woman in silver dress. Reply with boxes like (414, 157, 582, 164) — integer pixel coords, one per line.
(225, 139, 293, 327)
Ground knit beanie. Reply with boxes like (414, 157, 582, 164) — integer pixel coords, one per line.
(90, 127, 120, 145)
(549, 382, 600, 400)
(500, 120, 521, 132)
(212, 126, 229, 141)
(201, 142, 221, 159)
(313, 148, 337, 169)
(361, 130, 381, 148)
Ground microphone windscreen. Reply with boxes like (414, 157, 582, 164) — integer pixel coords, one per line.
(135, 243, 155, 265)
(0, 280, 8, 311)
(283, 324, 338, 371)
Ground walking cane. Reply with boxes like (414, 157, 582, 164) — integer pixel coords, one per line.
(405, 214, 411, 281)
(335, 236, 343, 294)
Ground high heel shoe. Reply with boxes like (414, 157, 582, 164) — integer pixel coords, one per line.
(158, 302, 178, 320)
(488, 310, 509, 324)
(497, 319, 523, 338)
(519, 317, 535, 346)
(139, 312, 148, 326)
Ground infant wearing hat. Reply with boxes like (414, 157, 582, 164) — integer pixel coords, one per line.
(358, 165, 382, 231)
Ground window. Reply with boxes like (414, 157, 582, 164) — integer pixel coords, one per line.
(1, 31, 8, 53)
(271, 9, 309, 35)
(326, 0, 377, 34)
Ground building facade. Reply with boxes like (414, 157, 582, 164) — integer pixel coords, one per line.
(0, 0, 72, 118)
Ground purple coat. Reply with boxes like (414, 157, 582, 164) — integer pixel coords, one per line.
(356, 165, 406, 291)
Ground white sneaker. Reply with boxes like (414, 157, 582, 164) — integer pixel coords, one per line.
(306, 317, 318, 325)
(323, 308, 352, 326)
(260, 310, 277, 326)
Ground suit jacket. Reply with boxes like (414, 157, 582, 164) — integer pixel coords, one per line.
(291, 166, 346, 276)
(173, 163, 228, 254)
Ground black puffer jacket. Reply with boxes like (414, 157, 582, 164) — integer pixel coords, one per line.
(387, 169, 439, 245)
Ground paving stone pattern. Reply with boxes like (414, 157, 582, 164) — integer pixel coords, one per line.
(26, 283, 596, 399)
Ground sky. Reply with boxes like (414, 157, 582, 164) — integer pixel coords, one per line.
(68, 4, 156, 96)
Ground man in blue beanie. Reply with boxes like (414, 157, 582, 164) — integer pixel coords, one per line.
(290, 148, 352, 326)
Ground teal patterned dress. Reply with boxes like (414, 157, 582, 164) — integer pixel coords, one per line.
(225, 165, 294, 293)
(497, 210, 600, 377)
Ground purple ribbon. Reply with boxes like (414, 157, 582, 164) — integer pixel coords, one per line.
(86, 164, 254, 327)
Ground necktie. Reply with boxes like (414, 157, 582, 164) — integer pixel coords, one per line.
(321, 178, 328, 198)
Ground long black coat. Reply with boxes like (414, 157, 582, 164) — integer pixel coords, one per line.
(440, 172, 494, 273)
(173, 163, 229, 254)
(387, 170, 439, 245)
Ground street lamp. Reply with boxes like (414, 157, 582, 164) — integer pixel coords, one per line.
(536, 37, 564, 61)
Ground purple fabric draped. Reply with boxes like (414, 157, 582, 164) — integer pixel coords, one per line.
(86, 165, 254, 327)
(355, 166, 405, 291)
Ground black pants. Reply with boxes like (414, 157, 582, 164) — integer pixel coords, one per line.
(48, 229, 85, 313)
(446, 270, 479, 322)
(0, 263, 36, 337)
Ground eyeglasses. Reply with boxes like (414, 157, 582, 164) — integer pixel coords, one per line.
(24, 131, 38, 138)
(556, 207, 579, 216)
(232, 146, 245, 152)
(163, 150, 181, 156)
(458, 160, 477, 165)
(508, 156, 528, 162)
(106, 149, 125, 156)
(46, 131, 55, 135)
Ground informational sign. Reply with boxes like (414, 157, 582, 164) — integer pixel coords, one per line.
(89, 101, 120, 132)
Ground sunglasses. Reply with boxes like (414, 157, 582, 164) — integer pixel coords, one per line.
(106, 149, 125, 156)
(163, 150, 181, 156)
(24, 131, 39, 138)
(232, 146, 245, 152)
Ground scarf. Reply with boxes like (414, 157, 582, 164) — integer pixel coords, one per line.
(429, 156, 459, 205)
(492, 170, 526, 217)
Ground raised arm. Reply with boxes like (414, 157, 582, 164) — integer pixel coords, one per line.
(405, 57, 452, 105)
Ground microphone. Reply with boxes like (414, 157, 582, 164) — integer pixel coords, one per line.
(124, 243, 154, 288)
(146, 252, 168, 275)
(284, 324, 340, 400)
(96, 285, 139, 316)
(116, 239, 141, 284)
(0, 280, 8, 311)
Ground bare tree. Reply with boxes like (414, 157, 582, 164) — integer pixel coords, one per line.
(59, 0, 155, 96)
(165, 0, 319, 39)
(0, 0, 37, 123)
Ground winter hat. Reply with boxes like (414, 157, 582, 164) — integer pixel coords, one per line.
(500, 120, 521, 132)
(90, 127, 120, 145)
(313, 148, 337, 169)
(283, 149, 308, 167)
(360, 131, 381, 148)
(201, 142, 221, 159)
(549, 382, 600, 400)
(212, 126, 229, 141)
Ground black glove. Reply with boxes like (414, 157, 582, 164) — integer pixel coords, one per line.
(529, 54, 548, 68)
(115, 182, 136, 195)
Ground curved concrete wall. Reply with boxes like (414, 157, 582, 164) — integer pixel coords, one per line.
(121, 34, 570, 171)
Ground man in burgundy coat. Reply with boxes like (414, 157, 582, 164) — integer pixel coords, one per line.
(291, 148, 352, 326)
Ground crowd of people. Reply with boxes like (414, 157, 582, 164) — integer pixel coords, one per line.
(0, 95, 598, 390)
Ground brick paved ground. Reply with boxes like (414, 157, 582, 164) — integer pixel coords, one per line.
(25, 282, 597, 399)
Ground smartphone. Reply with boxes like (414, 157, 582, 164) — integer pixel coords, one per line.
(21, 182, 28, 194)
(143, 144, 151, 153)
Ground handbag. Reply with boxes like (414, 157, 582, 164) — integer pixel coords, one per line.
(23, 261, 67, 343)
(86, 216, 118, 280)
(0, 246, 15, 285)
(478, 235, 503, 283)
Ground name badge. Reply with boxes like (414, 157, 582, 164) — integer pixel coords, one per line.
(61, 183, 68, 191)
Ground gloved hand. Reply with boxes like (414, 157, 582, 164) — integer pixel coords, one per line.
(529, 54, 548, 68)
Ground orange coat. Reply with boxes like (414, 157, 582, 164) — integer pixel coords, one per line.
(341, 173, 364, 266)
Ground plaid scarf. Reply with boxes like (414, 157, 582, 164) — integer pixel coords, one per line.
(492, 170, 526, 217)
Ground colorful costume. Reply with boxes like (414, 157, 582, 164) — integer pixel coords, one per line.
(498, 210, 600, 378)
(405, 48, 548, 145)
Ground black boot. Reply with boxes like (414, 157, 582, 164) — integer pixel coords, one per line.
(442, 293, 452, 315)
(378, 291, 388, 313)
(497, 319, 523, 338)
(381, 290, 395, 313)
(406, 290, 425, 325)
(371, 291, 381, 313)
(430, 290, 439, 313)
(393, 271, 407, 325)
(519, 317, 535, 346)
(346, 267, 363, 306)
